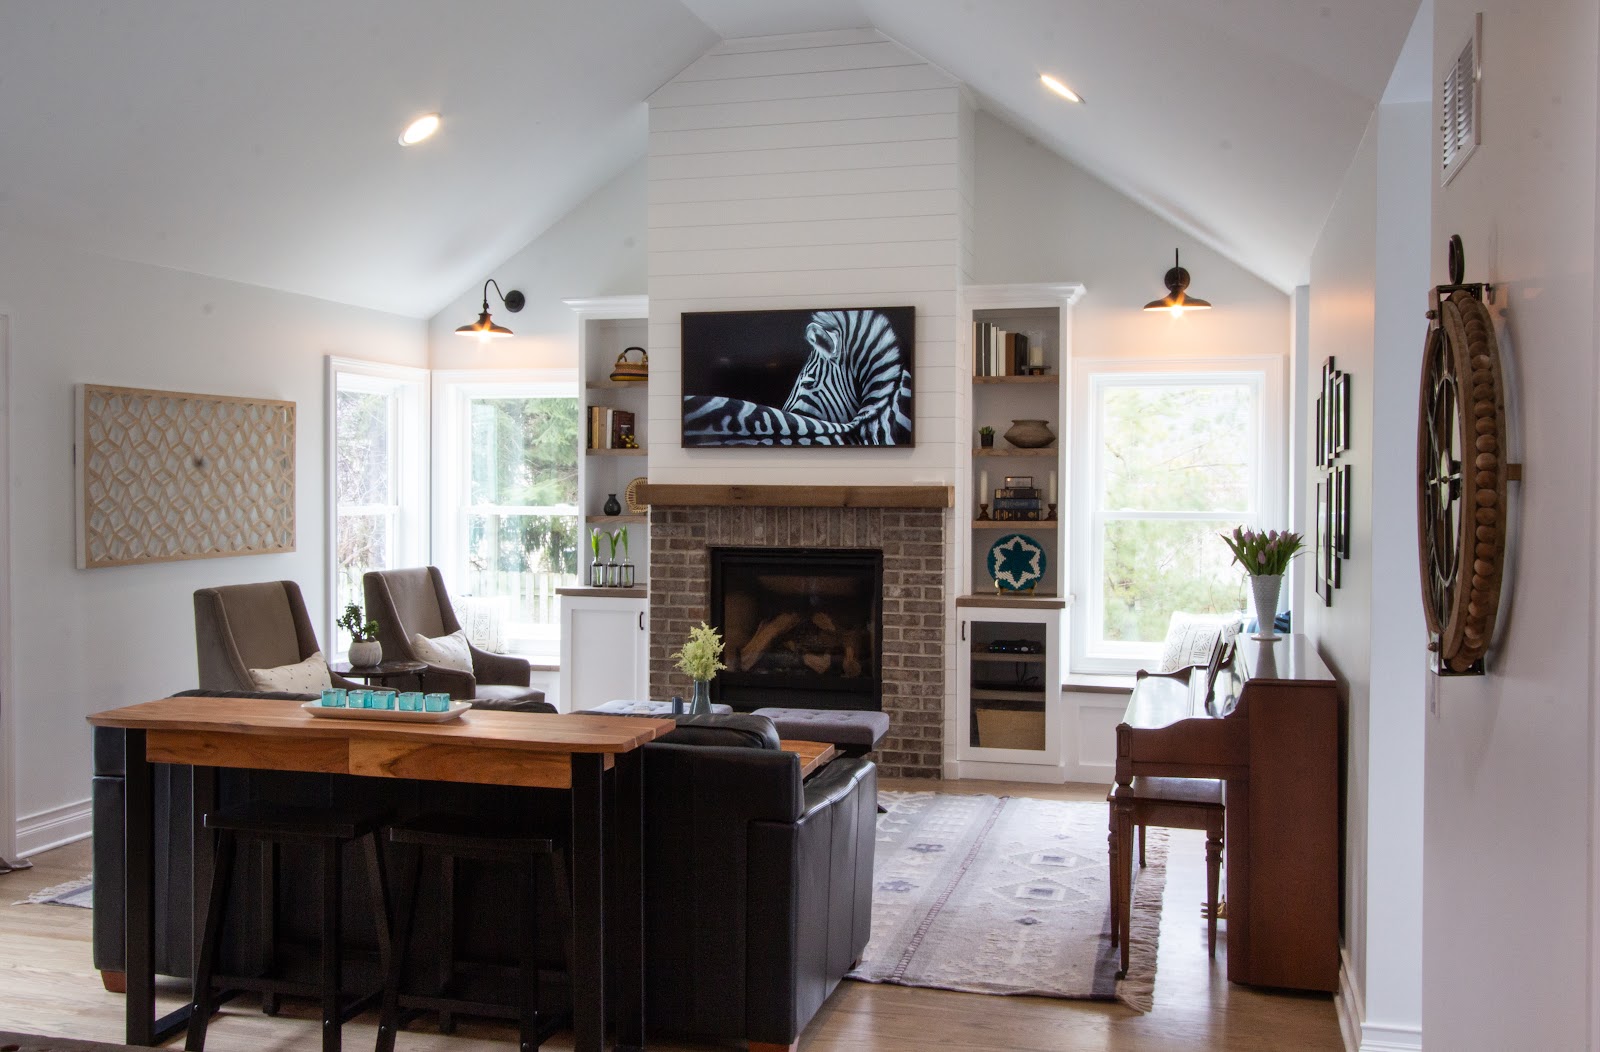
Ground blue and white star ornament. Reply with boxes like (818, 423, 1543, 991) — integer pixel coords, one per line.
(987, 533, 1046, 592)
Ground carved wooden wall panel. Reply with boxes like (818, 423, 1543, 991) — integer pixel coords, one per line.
(75, 384, 296, 568)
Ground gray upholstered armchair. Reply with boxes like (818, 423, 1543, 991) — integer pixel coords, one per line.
(363, 566, 548, 711)
(194, 580, 368, 693)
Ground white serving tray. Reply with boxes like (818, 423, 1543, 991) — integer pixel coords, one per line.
(300, 700, 470, 723)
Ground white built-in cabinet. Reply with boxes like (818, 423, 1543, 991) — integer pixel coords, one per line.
(564, 296, 650, 588)
(955, 598, 1065, 780)
(557, 591, 649, 712)
(953, 284, 1084, 780)
(558, 296, 652, 711)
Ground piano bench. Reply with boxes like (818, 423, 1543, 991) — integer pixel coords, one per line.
(1107, 777, 1224, 977)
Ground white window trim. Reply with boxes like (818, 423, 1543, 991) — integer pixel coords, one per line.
(432, 368, 579, 657)
(325, 356, 429, 656)
(1069, 356, 1286, 674)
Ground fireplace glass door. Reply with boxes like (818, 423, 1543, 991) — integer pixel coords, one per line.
(710, 547, 883, 712)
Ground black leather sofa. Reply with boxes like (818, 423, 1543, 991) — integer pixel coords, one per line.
(92, 703, 876, 1050)
(641, 715, 877, 1049)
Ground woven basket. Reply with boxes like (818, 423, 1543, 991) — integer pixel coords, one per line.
(609, 346, 648, 382)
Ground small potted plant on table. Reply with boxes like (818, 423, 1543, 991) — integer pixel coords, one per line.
(338, 602, 382, 667)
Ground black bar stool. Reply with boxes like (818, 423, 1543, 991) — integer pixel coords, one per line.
(186, 802, 392, 1052)
(376, 812, 572, 1052)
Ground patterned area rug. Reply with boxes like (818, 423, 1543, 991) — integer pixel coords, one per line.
(18, 876, 93, 908)
(848, 792, 1167, 1011)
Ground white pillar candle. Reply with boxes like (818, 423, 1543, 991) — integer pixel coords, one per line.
(1028, 342, 1045, 369)
(979, 470, 989, 503)
(1048, 470, 1057, 505)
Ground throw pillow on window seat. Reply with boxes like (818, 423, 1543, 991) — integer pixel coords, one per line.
(1155, 614, 1235, 673)
(411, 629, 474, 672)
(248, 650, 333, 693)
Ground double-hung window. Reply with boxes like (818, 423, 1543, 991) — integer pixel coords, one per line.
(327, 358, 428, 654)
(435, 372, 579, 661)
(1071, 360, 1282, 672)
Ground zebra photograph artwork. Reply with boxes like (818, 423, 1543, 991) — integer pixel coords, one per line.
(680, 306, 915, 447)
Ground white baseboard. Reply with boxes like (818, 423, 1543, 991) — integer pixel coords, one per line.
(17, 798, 92, 857)
(946, 759, 1067, 783)
(1337, 948, 1422, 1052)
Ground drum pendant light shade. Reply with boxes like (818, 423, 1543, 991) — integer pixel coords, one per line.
(1143, 249, 1213, 317)
(456, 279, 526, 339)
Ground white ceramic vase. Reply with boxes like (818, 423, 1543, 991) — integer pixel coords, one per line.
(348, 639, 382, 668)
(1250, 574, 1283, 641)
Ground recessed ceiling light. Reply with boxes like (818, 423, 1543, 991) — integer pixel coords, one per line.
(399, 113, 441, 146)
(1040, 74, 1084, 104)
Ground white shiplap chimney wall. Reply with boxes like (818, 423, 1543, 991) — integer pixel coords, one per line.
(645, 28, 964, 484)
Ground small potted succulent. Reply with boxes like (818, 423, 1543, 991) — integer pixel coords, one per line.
(978, 425, 995, 448)
(337, 601, 382, 667)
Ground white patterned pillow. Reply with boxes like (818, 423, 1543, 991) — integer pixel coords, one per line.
(249, 651, 332, 693)
(412, 629, 474, 673)
(1156, 614, 1230, 673)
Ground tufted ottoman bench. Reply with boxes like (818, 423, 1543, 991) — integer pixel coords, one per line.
(582, 699, 732, 716)
(749, 707, 890, 758)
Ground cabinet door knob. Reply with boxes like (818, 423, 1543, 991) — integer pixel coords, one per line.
(961, 620, 967, 642)
(638, 611, 645, 631)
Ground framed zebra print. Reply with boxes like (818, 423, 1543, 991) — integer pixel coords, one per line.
(681, 306, 915, 447)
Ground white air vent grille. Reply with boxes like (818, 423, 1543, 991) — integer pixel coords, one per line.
(1441, 14, 1482, 185)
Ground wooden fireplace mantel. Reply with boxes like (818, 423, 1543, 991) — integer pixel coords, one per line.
(637, 483, 953, 509)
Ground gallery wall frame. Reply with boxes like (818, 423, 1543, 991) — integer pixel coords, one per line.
(74, 383, 296, 568)
(1314, 357, 1351, 605)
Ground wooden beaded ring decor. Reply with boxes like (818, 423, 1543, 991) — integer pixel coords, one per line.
(1417, 235, 1521, 674)
(624, 476, 648, 515)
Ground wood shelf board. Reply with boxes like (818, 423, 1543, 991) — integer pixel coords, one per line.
(585, 379, 650, 390)
(957, 593, 1068, 609)
(970, 689, 1047, 703)
(974, 447, 1058, 458)
(638, 484, 953, 509)
(587, 448, 647, 456)
(589, 514, 647, 524)
(556, 586, 648, 598)
(973, 520, 1057, 529)
(970, 652, 1045, 663)
(972, 375, 1058, 385)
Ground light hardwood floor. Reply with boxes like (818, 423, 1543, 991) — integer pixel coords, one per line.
(0, 779, 1342, 1051)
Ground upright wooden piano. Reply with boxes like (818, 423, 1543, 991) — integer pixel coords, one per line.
(1116, 634, 1339, 991)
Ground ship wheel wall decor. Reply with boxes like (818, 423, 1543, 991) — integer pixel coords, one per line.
(1417, 235, 1521, 674)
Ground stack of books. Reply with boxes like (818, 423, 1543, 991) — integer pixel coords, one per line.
(973, 322, 1041, 377)
(587, 406, 636, 450)
(990, 484, 1045, 521)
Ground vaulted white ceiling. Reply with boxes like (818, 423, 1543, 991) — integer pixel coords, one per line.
(0, 0, 1420, 316)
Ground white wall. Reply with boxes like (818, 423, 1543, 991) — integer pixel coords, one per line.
(427, 159, 648, 372)
(0, 231, 424, 856)
(972, 110, 1289, 367)
(1306, 117, 1379, 1014)
(1425, 2, 1598, 1047)
(644, 28, 964, 486)
(1303, 62, 1430, 1046)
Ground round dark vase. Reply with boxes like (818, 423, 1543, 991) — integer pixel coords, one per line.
(1004, 418, 1056, 449)
(603, 493, 622, 516)
(690, 680, 713, 715)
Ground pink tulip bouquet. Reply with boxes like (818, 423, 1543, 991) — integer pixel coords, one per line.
(1220, 526, 1305, 576)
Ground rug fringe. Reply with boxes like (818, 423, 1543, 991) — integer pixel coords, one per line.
(1115, 835, 1170, 1012)
(18, 875, 92, 907)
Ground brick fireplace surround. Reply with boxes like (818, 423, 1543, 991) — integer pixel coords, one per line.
(648, 503, 946, 778)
